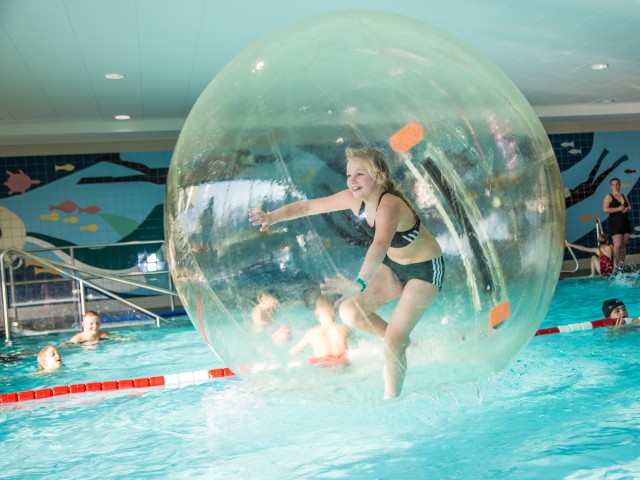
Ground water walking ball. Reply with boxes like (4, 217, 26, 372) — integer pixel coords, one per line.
(165, 11, 565, 392)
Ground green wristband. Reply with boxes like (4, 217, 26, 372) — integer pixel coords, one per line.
(355, 277, 367, 292)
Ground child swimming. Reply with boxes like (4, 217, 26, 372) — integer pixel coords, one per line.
(37, 346, 62, 372)
(289, 296, 350, 367)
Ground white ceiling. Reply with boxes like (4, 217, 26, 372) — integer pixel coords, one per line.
(2, 0, 640, 154)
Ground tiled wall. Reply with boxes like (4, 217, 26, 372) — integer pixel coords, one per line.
(0, 151, 171, 302)
(0, 130, 638, 295)
(551, 131, 639, 259)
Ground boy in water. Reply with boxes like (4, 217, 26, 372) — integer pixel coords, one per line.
(63, 310, 112, 345)
(601, 298, 640, 326)
(289, 296, 350, 367)
(37, 346, 62, 372)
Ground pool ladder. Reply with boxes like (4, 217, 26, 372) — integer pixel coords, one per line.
(1, 243, 180, 343)
(562, 219, 603, 274)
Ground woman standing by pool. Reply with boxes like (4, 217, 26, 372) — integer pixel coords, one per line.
(249, 147, 443, 398)
(602, 177, 632, 269)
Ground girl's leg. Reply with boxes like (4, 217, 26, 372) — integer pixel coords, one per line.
(339, 264, 403, 338)
(383, 280, 439, 399)
(590, 256, 599, 276)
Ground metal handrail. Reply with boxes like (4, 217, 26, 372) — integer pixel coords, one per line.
(595, 218, 603, 239)
(1, 242, 178, 343)
(40, 256, 177, 297)
(561, 245, 580, 273)
(19, 239, 164, 253)
(562, 219, 604, 274)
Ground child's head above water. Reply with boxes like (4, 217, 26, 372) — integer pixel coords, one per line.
(82, 310, 102, 332)
(257, 290, 278, 309)
(37, 346, 62, 372)
(602, 298, 627, 319)
(315, 296, 336, 324)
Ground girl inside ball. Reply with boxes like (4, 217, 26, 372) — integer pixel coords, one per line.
(249, 147, 443, 398)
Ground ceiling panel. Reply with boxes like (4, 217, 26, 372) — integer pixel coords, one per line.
(1, 0, 640, 151)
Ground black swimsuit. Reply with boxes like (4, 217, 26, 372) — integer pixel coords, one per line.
(607, 194, 631, 236)
(357, 192, 420, 248)
(356, 192, 444, 290)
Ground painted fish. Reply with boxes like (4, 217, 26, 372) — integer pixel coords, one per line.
(80, 224, 99, 232)
(24, 259, 61, 276)
(40, 212, 60, 221)
(49, 200, 79, 214)
(579, 213, 600, 222)
(624, 169, 636, 174)
(78, 205, 101, 214)
(54, 164, 75, 172)
(33, 266, 62, 276)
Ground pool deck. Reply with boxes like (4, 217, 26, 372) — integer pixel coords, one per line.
(560, 253, 639, 280)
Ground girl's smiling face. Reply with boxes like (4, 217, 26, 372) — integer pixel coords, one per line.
(346, 156, 378, 200)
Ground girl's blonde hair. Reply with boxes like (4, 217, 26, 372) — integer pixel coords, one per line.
(345, 147, 417, 217)
(37, 346, 59, 371)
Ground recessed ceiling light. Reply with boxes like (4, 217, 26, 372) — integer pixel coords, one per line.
(114, 115, 131, 120)
(590, 64, 609, 71)
(105, 73, 126, 80)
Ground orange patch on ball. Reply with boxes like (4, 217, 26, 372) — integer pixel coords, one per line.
(390, 121, 425, 152)
(489, 301, 510, 329)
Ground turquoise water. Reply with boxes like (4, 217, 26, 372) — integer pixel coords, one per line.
(1, 276, 639, 479)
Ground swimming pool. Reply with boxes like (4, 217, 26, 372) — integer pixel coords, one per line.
(1, 276, 639, 479)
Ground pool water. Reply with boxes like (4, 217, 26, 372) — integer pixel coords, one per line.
(1, 276, 639, 479)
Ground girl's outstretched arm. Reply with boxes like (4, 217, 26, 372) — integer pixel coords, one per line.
(248, 190, 354, 231)
(565, 240, 597, 254)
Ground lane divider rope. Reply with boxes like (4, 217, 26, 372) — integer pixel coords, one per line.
(6, 315, 633, 404)
(535, 317, 633, 336)
(0, 367, 234, 405)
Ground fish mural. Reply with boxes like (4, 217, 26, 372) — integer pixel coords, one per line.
(40, 212, 60, 221)
(49, 200, 101, 214)
(0, 151, 172, 294)
(560, 132, 640, 246)
(25, 260, 62, 276)
(78, 153, 169, 185)
(564, 148, 628, 209)
(4, 170, 41, 195)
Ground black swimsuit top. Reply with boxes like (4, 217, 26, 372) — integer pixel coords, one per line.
(357, 192, 421, 248)
(609, 194, 627, 209)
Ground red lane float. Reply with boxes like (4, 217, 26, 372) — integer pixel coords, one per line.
(535, 318, 634, 336)
(0, 367, 234, 405)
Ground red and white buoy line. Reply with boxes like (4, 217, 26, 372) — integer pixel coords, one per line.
(0, 367, 235, 405)
(535, 317, 635, 336)
(3, 316, 635, 404)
